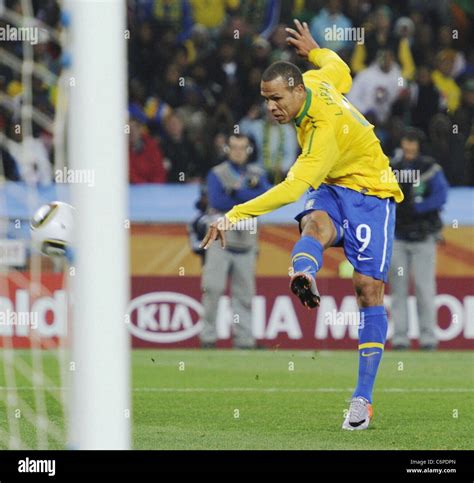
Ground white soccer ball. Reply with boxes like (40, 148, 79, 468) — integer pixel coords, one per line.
(30, 201, 75, 257)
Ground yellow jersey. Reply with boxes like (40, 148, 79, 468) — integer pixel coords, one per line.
(226, 48, 403, 224)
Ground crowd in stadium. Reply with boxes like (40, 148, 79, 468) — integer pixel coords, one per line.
(0, 0, 473, 188)
(127, 0, 474, 188)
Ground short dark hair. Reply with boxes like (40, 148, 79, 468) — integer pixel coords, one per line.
(401, 127, 426, 144)
(261, 61, 304, 90)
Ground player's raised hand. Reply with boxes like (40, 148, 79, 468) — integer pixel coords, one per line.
(200, 216, 231, 250)
(285, 19, 319, 59)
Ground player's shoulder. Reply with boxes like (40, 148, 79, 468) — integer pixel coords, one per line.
(303, 69, 339, 101)
(303, 69, 328, 87)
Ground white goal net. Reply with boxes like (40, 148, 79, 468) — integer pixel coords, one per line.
(0, 0, 70, 449)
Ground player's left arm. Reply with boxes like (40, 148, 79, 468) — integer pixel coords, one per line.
(199, 177, 311, 249)
(200, 121, 339, 249)
(227, 120, 339, 223)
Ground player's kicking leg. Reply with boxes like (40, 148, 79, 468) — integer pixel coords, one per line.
(290, 185, 344, 309)
(290, 210, 338, 309)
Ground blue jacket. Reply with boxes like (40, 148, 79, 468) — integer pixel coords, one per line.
(207, 161, 271, 213)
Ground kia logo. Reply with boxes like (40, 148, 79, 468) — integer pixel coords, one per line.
(127, 292, 203, 343)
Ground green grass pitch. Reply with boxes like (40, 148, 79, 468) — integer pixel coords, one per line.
(1, 349, 473, 449)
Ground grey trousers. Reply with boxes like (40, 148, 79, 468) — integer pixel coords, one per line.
(200, 243, 256, 347)
(388, 236, 438, 347)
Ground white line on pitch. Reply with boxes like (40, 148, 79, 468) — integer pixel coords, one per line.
(0, 387, 472, 393)
(131, 387, 474, 393)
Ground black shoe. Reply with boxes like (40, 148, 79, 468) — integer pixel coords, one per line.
(290, 272, 320, 309)
(200, 341, 216, 349)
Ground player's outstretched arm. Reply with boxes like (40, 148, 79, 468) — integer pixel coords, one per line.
(199, 177, 311, 250)
(286, 19, 352, 94)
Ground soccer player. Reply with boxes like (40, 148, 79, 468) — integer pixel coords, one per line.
(201, 20, 403, 430)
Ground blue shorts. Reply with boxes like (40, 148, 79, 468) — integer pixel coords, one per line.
(295, 184, 395, 282)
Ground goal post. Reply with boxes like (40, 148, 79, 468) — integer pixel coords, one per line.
(66, 0, 130, 449)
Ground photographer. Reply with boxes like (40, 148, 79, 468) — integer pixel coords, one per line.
(389, 128, 449, 350)
(200, 134, 271, 349)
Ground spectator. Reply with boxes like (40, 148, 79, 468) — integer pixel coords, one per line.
(238, 0, 281, 39)
(348, 49, 405, 125)
(209, 102, 235, 141)
(161, 112, 205, 182)
(186, 24, 215, 65)
(280, 0, 319, 25)
(409, 65, 443, 134)
(310, 0, 353, 54)
(200, 134, 271, 349)
(145, 0, 194, 43)
(175, 83, 208, 136)
(3, 126, 52, 186)
(432, 51, 461, 113)
(175, 82, 210, 159)
(142, 96, 173, 133)
(0, 147, 20, 182)
(205, 38, 247, 119)
(250, 37, 272, 70)
(173, 44, 190, 72)
(206, 38, 243, 88)
(129, 118, 167, 184)
(393, 16, 416, 81)
(269, 24, 295, 63)
(389, 128, 449, 351)
(241, 65, 264, 114)
(452, 78, 474, 184)
(411, 22, 436, 67)
(437, 25, 466, 79)
(129, 21, 160, 94)
(158, 63, 184, 108)
(427, 113, 465, 186)
(189, 0, 238, 32)
(219, 15, 253, 46)
(351, 5, 415, 81)
(240, 103, 298, 184)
